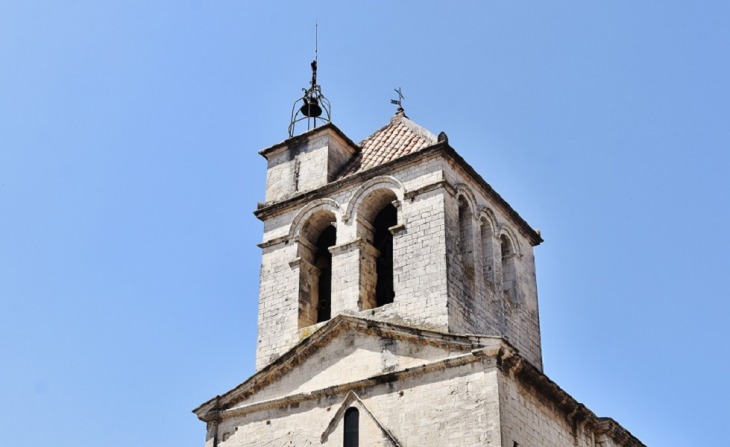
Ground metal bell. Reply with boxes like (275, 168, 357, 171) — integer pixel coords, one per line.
(300, 96, 323, 118)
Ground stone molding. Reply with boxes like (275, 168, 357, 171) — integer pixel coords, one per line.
(454, 182, 479, 216)
(213, 349, 490, 422)
(320, 391, 402, 446)
(258, 122, 360, 159)
(256, 235, 289, 249)
(403, 179, 454, 202)
(293, 235, 318, 254)
(329, 237, 380, 258)
(288, 198, 342, 240)
(497, 225, 523, 258)
(498, 353, 645, 447)
(192, 315, 501, 419)
(194, 314, 643, 447)
(254, 143, 542, 246)
(478, 206, 498, 234)
(288, 257, 320, 275)
(388, 223, 406, 234)
(343, 175, 405, 223)
(354, 214, 375, 234)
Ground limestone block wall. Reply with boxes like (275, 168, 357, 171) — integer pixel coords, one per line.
(201, 344, 641, 447)
(329, 240, 363, 313)
(208, 362, 499, 447)
(262, 128, 357, 203)
(498, 371, 594, 447)
(445, 190, 492, 336)
(361, 187, 449, 331)
(256, 147, 543, 371)
(256, 156, 453, 369)
(239, 332, 472, 408)
(442, 160, 543, 370)
(597, 438, 622, 447)
(256, 241, 301, 368)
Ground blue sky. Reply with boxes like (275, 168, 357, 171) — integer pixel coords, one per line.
(1, 1, 728, 446)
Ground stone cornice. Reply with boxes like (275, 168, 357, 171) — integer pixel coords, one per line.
(329, 237, 380, 257)
(499, 353, 645, 447)
(210, 349, 493, 422)
(321, 391, 403, 446)
(192, 315, 501, 418)
(256, 234, 289, 249)
(403, 179, 455, 201)
(254, 142, 542, 246)
(288, 257, 319, 275)
(258, 122, 360, 160)
(440, 145, 543, 246)
(193, 315, 643, 447)
(596, 418, 644, 446)
(254, 146, 446, 220)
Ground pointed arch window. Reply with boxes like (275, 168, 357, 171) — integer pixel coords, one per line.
(343, 407, 359, 447)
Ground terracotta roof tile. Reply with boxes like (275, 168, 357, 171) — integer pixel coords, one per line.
(337, 112, 437, 179)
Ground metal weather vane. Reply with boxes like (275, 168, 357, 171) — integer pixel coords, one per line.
(390, 87, 405, 112)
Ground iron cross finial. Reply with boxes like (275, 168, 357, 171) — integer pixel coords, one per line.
(390, 87, 405, 112)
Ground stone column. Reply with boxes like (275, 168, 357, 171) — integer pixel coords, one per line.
(330, 238, 380, 315)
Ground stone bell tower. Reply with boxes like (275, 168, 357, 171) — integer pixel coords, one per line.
(253, 110, 544, 371)
(193, 69, 644, 447)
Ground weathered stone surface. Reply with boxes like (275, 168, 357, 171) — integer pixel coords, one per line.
(255, 123, 544, 370)
(194, 116, 643, 447)
(194, 316, 642, 447)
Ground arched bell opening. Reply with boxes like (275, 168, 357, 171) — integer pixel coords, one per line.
(354, 188, 399, 311)
(458, 197, 475, 301)
(373, 203, 397, 307)
(297, 210, 337, 328)
(314, 225, 336, 323)
(500, 234, 517, 307)
(480, 217, 496, 290)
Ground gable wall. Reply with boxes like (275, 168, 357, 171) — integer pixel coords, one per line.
(211, 361, 501, 447)
(239, 331, 473, 408)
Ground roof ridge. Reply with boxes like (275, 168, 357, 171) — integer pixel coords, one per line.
(357, 113, 436, 146)
(394, 113, 437, 144)
(336, 113, 438, 179)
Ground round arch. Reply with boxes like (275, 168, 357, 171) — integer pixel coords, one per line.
(454, 183, 478, 217)
(478, 207, 498, 233)
(498, 225, 522, 258)
(288, 198, 342, 240)
(344, 176, 405, 223)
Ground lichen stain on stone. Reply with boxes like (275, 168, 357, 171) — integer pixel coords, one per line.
(300, 327, 314, 340)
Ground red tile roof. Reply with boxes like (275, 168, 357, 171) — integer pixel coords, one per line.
(337, 111, 437, 179)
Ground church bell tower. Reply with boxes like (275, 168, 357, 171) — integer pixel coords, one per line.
(193, 59, 644, 447)
(253, 105, 544, 371)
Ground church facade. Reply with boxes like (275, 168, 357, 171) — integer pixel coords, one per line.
(193, 110, 644, 447)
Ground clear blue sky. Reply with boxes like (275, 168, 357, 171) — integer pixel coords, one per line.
(1, 2, 728, 446)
